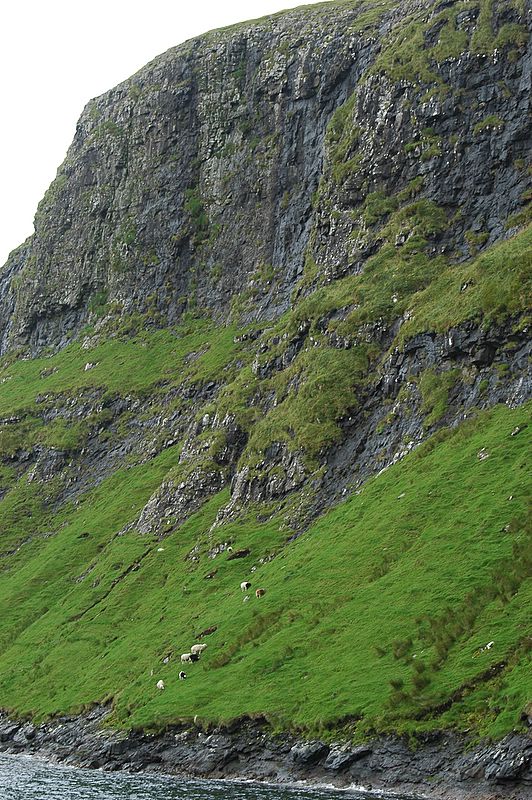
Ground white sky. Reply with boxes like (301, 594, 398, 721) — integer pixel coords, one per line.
(0, 0, 328, 267)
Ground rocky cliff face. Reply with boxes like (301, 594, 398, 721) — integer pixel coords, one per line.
(0, 2, 378, 353)
(1, 0, 529, 353)
(0, 0, 530, 777)
(0, 0, 529, 518)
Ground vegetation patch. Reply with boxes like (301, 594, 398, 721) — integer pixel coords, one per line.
(473, 115, 505, 136)
(184, 187, 210, 245)
(418, 369, 460, 428)
(0, 401, 529, 739)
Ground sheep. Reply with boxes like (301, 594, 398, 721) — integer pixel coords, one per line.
(195, 625, 217, 638)
(474, 640, 496, 658)
(240, 581, 251, 592)
(255, 588, 266, 598)
(190, 643, 207, 655)
(156, 680, 165, 690)
(181, 652, 194, 663)
(179, 671, 187, 680)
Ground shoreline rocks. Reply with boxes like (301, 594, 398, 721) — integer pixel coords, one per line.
(0, 707, 530, 799)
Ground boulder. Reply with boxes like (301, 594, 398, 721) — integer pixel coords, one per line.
(289, 740, 329, 765)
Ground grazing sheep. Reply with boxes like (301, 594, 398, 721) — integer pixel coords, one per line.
(190, 643, 207, 655)
(179, 671, 187, 680)
(241, 581, 251, 592)
(255, 588, 266, 598)
(195, 625, 217, 639)
(156, 680, 165, 690)
(182, 652, 199, 662)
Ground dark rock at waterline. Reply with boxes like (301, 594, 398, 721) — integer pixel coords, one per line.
(289, 741, 329, 766)
(324, 743, 371, 771)
(458, 734, 532, 784)
(1, 707, 531, 798)
(12, 723, 36, 745)
(0, 723, 20, 744)
(106, 739, 130, 758)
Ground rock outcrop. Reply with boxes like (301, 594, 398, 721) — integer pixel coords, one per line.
(1, 708, 531, 799)
(0, 0, 529, 354)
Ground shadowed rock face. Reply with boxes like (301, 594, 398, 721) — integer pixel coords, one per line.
(0, 3, 378, 353)
(312, 46, 532, 277)
(0, 0, 530, 353)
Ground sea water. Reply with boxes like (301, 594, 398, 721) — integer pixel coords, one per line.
(0, 753, 415, 799)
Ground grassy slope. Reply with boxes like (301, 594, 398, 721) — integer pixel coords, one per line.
(0, 0, 530, 743)
(0, 226, 530, 741)
(0, 320, 240, 417)
(0, 399, 529, 741)
(213, 224, 531, 471)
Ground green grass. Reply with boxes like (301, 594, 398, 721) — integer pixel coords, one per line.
(473, 115, 505, 136)
(418, 369, 460, 427)
(0, 240, 529, 747)
(0, 402, 529, 739)
(281, 222, 531, 351)
(398, 223, 532, 340)
(242, 344, 376, 468)
(208, 216, 530, 477)
(0, 320, 240, 418)
(372, 0, 528, 84)
(349, 0, 396, 34)
(0, 0, 530, 745)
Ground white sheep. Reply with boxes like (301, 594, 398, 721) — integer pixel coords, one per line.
(156, 680, 165, 690)
(240, 581, 251, 592)
(190, 643, 207, 655)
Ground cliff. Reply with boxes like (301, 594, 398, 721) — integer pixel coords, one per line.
(0, 0, 531, 795)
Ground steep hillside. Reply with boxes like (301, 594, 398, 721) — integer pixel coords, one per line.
(0, 0, 530, 763)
